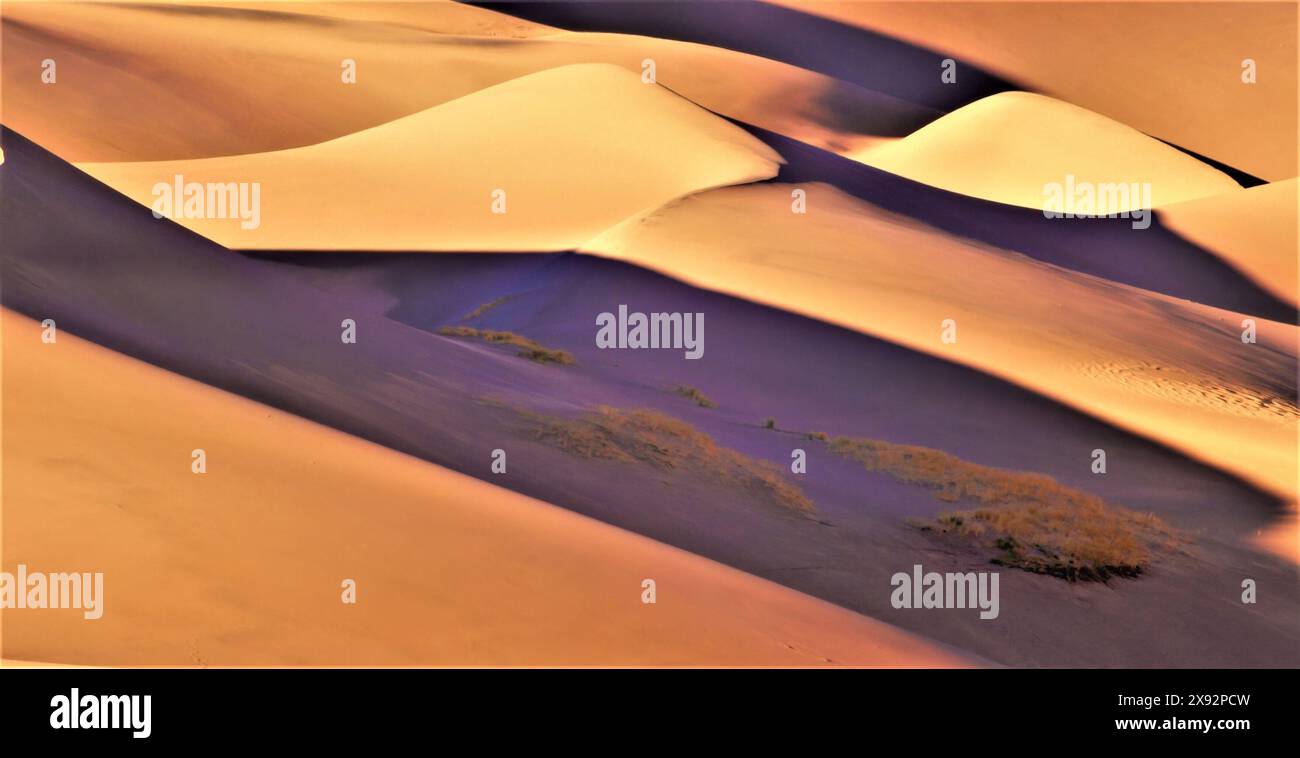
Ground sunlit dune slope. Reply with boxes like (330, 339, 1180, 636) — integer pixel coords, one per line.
(0, 310, 969, 667)
(776, 0, 1297, 182)
(3, 1, 923, 162)
(77, 64, 783, 251)
(850, 92, 1240, 212)
(241, 0, 561, 36)
(582, 182, 1298, 502)
(1159, 180, 1299, 307)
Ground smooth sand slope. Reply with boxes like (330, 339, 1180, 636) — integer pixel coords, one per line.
(777, 0, 1298, 182)
(1159, 179, 1299, 307)
(77, 63, 782, 250)
(850, 92, 1240, 212)
(4, 0, 926, 162)
(0, 310, 967, 667)
(582, 181, 1299, 502)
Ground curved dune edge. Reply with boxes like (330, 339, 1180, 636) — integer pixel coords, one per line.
(581, 181, 1298, 504)
(1252, 512, 1300, 567)
(1159, 180, 1299, 307)
(76, 63, 782, 251)
(0, 309, 972, 667)
(775, 0, 1297, 182)
(6, 0, 916, 163)
(849, 92, 1240, 212)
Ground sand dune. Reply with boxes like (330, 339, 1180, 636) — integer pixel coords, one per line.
(76, 64, 782, 250)
(0, 309, 967, 667)
(582, 181, 1299, 502)
(3, 0, 926, 162)
(1159, 180, 1299, 307)
(754, 125, 1295, 324)
(776, 0, 1298, 182)
(850, 92, 1241, 211)
(470, 0, 1016, 113)
(9, 124, 1298, 665)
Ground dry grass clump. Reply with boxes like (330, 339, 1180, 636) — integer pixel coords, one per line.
(526, 406, 814, 514)
(822, 435, 1177, 580)
(459, 296, 512, 321)
(437, 326, 574, 365)
(673, 385, 716, 408)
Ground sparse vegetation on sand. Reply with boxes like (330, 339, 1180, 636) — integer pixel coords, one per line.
(673, 385, 716, 408)
(437, 326, 573, 365)
(524, 406, 814, 514)
(460, 295, 512, 322)
(821, 434, 1177, 581)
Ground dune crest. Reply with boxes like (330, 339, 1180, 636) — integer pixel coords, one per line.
(76, 63, 782, 250)
(775, 0, 1297, 182)
(850, 92, 1240, 212)
(0, 309, 970, 667)
(5, 0, 922, 163)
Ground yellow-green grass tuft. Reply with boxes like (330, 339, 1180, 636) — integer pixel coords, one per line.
(673, 385, 717, 408)
(438, 326, 574, 365)
(524, 406, 814, 515)
(822, 435, 1178, 580)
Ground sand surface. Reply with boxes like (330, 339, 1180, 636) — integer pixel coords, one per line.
(1159, 179, 1299, 307)
(583, 181, 1299, 502)
(4, 1, 925, 162)
(850, 92, 1240, 211)
(76, 63, 782, 250)
(8, 123, 1298, 665)
(0, 309, 968, 667)
(776, 0, 1298, 181)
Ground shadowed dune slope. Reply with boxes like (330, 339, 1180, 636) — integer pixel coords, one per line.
(776, 0, 1298, 181)
(1159, 180, 1299, 307)
(747, 124, 1297, 325)
(2, 310, 969, 667)
(850, 92, 1241, 211)
(582, 180, 1300, 502)
(6, 127, 1299, 666)
(469, 0, 1018, 113)
(3, 0, 931, 161)
(76, 64, 782, 250)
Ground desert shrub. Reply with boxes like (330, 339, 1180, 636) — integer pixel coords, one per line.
(673, 385, 717, 408)
(525, 407, 814, 514)
(822, 435, 1177, 580)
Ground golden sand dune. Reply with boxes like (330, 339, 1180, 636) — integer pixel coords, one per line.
(240, 0, 561, 37)
(1159, 180, 1299, 306)
(777, 0, 1297, 182)
(5, 0, 895, 162)
(850, 92, 1240, 212)
(77, 64, 782, 251)
(582, 182, 1298, 503)
(0, 309, 969, 666)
